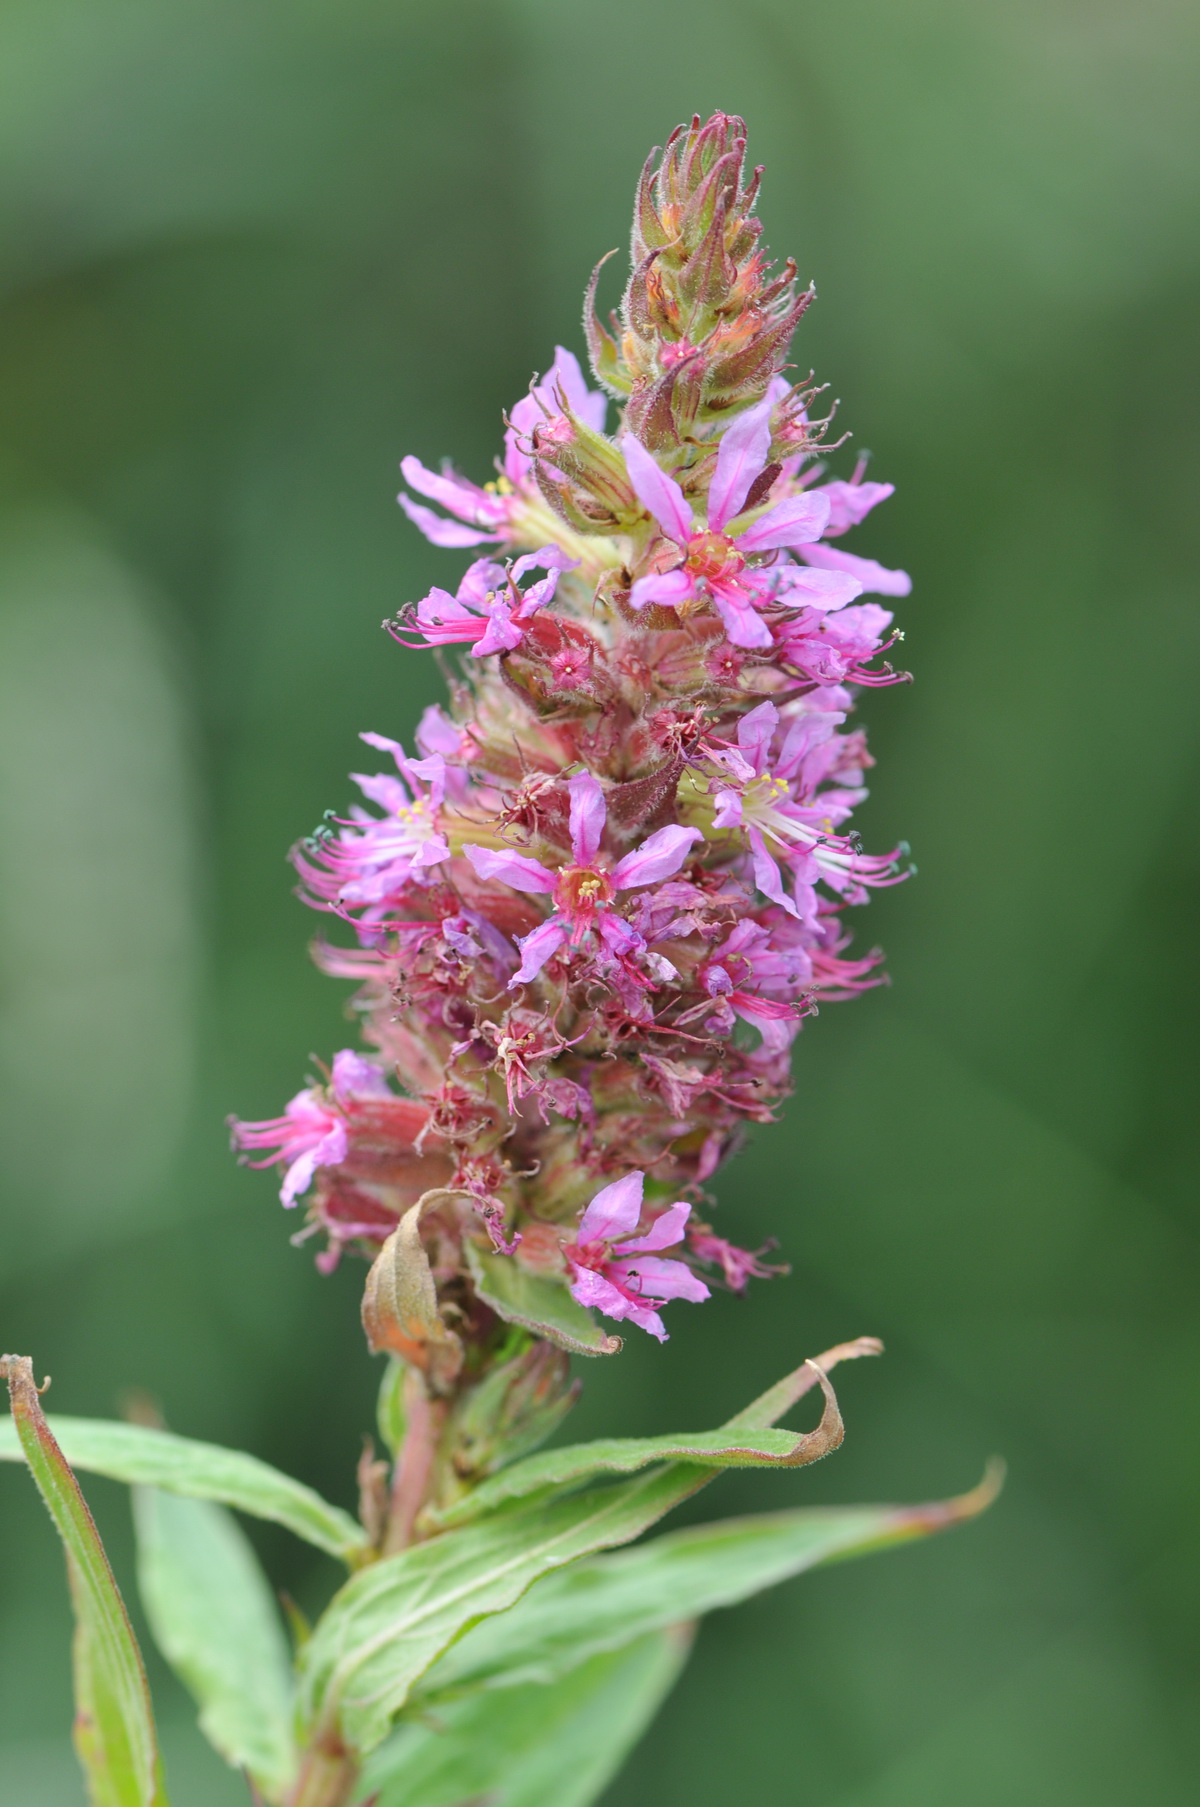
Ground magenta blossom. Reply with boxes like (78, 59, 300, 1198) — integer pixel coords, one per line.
(700, 699, 902, 914)
(229, 1051, 390, 1207)
(625, 396, 862, 648)
(687, 1228, 784, 1293)
(392, 548, 577, 657)
(463, 772, 702, 985)
(293, 732, 449, 927)
(796, 461, 912, 599)
(563, 1170, 710, 1341)
(398, 347, 606, 548)
(503, 345, 608, 486)
(697, 919, 808, 1055)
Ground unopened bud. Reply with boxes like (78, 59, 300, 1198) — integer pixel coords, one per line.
(446, 1339, 579, 1484)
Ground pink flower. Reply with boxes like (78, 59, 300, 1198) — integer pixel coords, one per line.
(687, 1228, 784, 1292)
(563, 1171, 710, 1341)
(229, 1051, 391, 1207)
(398, 459, 512, 548)
(463, 772, 702, 985)
(398, 347, 606, 548)
(624, 397, 862, 648)
(504, 346, 608, 486)
(700, 699, 904, 913)
(795, 461, 912, 599)
(697, 920, 809, 1054)
(391, 548, 577, 658)
(293, 733, 450, 927)
(775, 601, 899, 687)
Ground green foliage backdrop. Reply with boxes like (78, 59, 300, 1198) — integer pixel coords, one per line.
(0, 1, 1196, 1800)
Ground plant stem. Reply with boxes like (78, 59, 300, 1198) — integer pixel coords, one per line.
(286, 1736, 360, 1807)
(383, 1370, 445, 1553)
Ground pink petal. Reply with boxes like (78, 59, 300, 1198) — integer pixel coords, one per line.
(711, 586, 773, 649)
(510, 917, 568, 985)
(280, 1123, 347, 1208)
(399, 456, 493, 525)
(772, 564, 865, 613)
(736, 700, 778, 772)
(817, 479, 895, 536)
(610, 825, 703, 890)
(358, 729, 406, 765)
(619, 1302, 669, 1341)
(622, 436, 693, 543)
(735, 491, 831, 553)
(416, 587, 482, 633)
(629, 567, 695, 612)
(511, 544, 580, 581)
(619, 1200, 692, 1254)
(711, 790, 743, 830)
(415, 704, 462, 758)
(577, 1170, 645, 1242)
(470, 606, 524, 657)
(567, 771, 607, 864)
(610, 1254, 711, 1304)
(708, 394, 773, 532)
(456, 558, 509, 606)
(398, 494, 501, 549)
(568, 1264, 633, 1316)
(747, 826, 800, 918)
(330, 1050, 391, 1100)
(796, 541, 911, 597)
(568, 1266, 667, 1338)
(511, 575, 557, 622)
(548, 346, 606, 432)
(350, 771, 410, 813)
(463, 844, 557, 893)
(597, 912, 642, 958)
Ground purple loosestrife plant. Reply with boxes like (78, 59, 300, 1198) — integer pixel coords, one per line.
(2, 116, 997, 1807)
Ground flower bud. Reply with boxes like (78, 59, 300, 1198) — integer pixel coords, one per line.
(586, 112, 814, 442)
(442, 1339, 579, 1486)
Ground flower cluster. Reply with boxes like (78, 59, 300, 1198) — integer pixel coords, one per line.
(232, 114, 910, 1379)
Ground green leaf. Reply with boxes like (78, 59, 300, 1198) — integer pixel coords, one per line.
(133, 1488, 297, 1803)
(297, 1463, 715, 1757)
(298, 1342, 848, 1757)
(465, 1244, 622, 1356)
(0, 1414, 369, 1564)
(1, 1355, 169, 1807)
(361, 1626, 692, 1807)
(417, 1465, 1003, 1700)
(428, 1334, 879, 1528)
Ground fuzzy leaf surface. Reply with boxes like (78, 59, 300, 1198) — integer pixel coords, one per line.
(465, 1244, 621, 1356)
(296, 1464, 714, 1756)
(0, 1415, 368, 1562)
(1, 1357, 169, 1807)
(417, 1469, 1002, 1699)
(133, 1488, 296, 1802)
(429, 1335, 879, 1529)
(297, 1349, 846, 1756)
(360, 1626, 691, 1807)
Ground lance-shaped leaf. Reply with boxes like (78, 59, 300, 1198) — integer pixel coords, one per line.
(133, 1488, 296, 1803)
(417, 1465, 1003, 1700)
(363, 1193, 464, 1390)
(296, 1362, 843, 1756)
(1, 1355, 169, 1807)
(0, 1415, 368, 1564)
(465, 1243, 621, 1357)
(300, 1468, 708, 1758)
(362, 1626, 692, 1807)
(428, 1335, 879, 1528)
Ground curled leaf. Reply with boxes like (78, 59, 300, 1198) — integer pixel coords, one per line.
(362, 1191, 464, 1391)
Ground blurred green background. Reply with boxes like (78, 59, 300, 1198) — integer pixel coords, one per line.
(1, 0, 1197, 1800)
